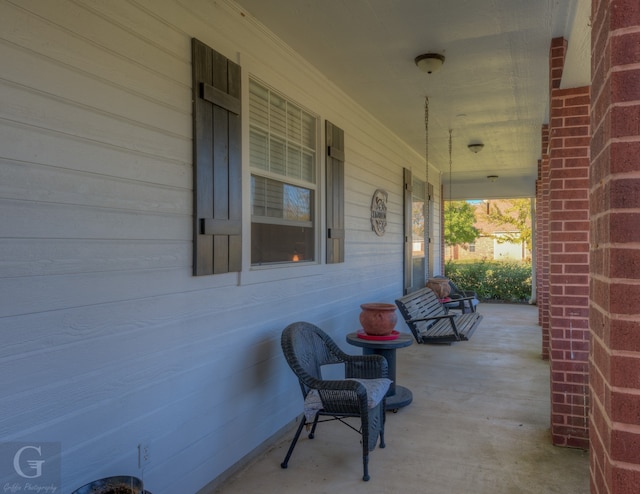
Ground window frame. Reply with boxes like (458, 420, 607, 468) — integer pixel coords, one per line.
(248, 77, 321, 268)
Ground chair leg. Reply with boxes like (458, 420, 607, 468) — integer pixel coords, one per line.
(308, 412, 321, 439)
(379, 406, 386, 449)
(362, 455, 370, 481)
(361, 416, 371, 481)
(281, 415, 306, 469)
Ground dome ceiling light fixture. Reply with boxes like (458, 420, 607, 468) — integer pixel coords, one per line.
(487, 175, 499, 182)
(414, 53, 445, 74)
(468, 143, 484, 153)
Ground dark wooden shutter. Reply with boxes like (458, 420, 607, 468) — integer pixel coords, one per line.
(326, 121, 345, 264)
(192, 38, 242, 276)
(403, 168, 413, 294)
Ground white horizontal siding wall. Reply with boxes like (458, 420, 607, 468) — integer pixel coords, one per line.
(0, 0, 440, 492)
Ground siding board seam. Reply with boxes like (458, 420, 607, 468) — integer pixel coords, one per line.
(0, 116, 188, 165)
(1, 78, 191, 141)
(1, 156, 191, 193)
(4, 0, 190, 86)
(67, 0, 187, 62)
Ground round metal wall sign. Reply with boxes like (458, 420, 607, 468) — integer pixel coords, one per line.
(370, 189, 388, 236)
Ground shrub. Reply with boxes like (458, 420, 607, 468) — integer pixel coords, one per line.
(444, 260, 532, 302)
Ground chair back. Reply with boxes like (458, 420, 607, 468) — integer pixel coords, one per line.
(281, 322, 346, 395)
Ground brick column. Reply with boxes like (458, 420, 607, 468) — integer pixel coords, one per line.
(590, 0, 640, 491)
(538, 124, 551, 358)
(547, 37, 591, 449)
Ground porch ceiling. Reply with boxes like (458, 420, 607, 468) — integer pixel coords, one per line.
(235, 0, 591, 200)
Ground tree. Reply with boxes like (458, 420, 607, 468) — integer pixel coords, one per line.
(484, 199, 532, 251)
(444, 201, 480, 246)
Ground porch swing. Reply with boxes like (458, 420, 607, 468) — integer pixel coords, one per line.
(396, 108, 483, 344)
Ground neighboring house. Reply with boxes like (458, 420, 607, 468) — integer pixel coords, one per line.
(446, 199, 532, 262)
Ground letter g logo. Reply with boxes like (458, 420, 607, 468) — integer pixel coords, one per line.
(13, 445, 45, 478)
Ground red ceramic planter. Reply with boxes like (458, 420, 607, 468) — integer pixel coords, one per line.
(359, 303, 398, 336)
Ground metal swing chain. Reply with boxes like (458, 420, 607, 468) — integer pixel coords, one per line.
(424, 96, 429, 191)
(424, 97, 430, 278)
(449, 128, 453, 205)
(447, 128, 453, 262)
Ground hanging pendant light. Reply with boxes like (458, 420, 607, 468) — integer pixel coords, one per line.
(415, 53, 445, 74)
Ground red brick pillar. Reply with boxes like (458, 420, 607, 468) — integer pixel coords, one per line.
(590, 0, 640, 491)
(547, 37, 591, 449)
(538, 124, 551, 358)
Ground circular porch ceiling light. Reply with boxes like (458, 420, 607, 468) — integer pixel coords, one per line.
(414, 53, 445, 74)
(468, 143, 484, 153)
(487, 175, 499, 182)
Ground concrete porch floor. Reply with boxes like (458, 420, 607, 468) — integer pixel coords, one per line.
(213, 303, 590, 494)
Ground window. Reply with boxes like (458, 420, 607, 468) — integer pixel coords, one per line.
(249, 80, 317, 265)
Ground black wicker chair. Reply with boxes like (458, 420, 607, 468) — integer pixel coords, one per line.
(280, 321, 389, 481)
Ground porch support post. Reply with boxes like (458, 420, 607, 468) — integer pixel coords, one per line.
(546, 36, 592, 449)
(589, 0, 640, 491)
(537, 124, 551, 359)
